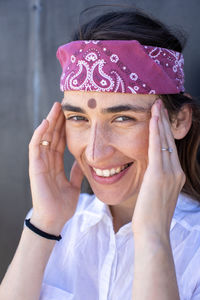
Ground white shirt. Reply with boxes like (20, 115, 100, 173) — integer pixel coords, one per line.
(27, 192, 200, 300)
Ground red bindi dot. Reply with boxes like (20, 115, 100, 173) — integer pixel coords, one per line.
(87, 98, 96, 109)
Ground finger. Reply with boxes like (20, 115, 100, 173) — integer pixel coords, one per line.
(48, 124, 66, 173)
(162, 107, 182, 171)
(148, 101, 162, 170)
(29, 119, 49, 159)
(158, 101, 172, 171)
(70, 160, 84, 189)
(42, 102, 61, 143)
(56, 125, 66, 154)
(51, 110, 65, 150)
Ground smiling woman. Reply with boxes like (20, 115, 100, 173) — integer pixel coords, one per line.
(1, 5, 200, 300)
(62, 91, 154, 210)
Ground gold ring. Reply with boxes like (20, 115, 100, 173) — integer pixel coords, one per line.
(40, 140, 51, 146)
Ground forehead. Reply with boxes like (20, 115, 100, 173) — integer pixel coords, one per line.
(62, 91, 157, 107)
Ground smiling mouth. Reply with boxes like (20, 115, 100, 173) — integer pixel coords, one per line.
(92, 162, 133, 177)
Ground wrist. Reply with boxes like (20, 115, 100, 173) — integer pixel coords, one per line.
(132, 226, 170, 245)
(30, 213, 64, 236)
(25, 219, 62, 241)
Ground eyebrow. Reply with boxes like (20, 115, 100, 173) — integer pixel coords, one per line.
(61, 104, 86, 114)
(61, 103, 151, 114)
(101, 104, 151, 114)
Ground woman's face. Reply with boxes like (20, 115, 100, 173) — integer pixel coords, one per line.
(62, 91, 157, 206)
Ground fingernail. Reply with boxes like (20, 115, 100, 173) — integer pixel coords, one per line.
(155, 99, 160, 104)
(164, 108, 169, 117)
(155, 99, 161, 109)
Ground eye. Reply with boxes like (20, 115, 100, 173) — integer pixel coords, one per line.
(113, 116, 136, 122)
(66, 115, 88, 122)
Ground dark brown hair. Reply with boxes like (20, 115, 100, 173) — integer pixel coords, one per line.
(72, 5, 200, 201)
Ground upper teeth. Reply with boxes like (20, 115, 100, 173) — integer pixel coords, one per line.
(93, 164, 129, 177)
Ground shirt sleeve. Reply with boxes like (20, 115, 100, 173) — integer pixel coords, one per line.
(25, 208, 33, 219)
(171, 221, 200, 300)
(191, 284, 200, 299)
(23, 208, 33, 226)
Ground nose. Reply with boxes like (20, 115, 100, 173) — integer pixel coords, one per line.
(85, 123, 114, 165)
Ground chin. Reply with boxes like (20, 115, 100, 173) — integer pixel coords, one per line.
(90, 185, 138, 206)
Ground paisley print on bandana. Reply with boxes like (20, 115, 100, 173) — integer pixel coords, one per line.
(56, 40, 184, 94)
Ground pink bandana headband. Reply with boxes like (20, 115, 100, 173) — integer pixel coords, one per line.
(56, 40, 184, 94)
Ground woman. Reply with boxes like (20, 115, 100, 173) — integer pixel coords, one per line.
(0, 7, 200, 300)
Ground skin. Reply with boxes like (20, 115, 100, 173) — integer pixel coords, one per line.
(26, 89, 192, 234)
(61, 90, 191, 232)
(62, 91, 155, 230)
(0, 90, 192, 300)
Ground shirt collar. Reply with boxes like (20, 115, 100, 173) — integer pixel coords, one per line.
(176, 192, 200, 210)
(76, 195, 113, 233)
(76, 192, 196, 235)
(76, 195, 133, 235)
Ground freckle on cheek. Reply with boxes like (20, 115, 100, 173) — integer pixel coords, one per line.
(87, 98, 96, 109)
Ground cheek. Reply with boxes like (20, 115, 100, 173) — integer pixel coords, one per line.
(113, 122, 149, 159)
(65, 125, 83, 158)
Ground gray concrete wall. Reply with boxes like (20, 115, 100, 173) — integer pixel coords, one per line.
(0, 0, 199, 281)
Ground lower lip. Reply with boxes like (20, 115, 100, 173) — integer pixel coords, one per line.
(90, 164, 133, 185)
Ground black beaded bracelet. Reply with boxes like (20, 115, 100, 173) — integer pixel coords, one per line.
(25, 219, 62, 241)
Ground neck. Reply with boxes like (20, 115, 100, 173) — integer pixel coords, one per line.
(109, 196, 136, 233)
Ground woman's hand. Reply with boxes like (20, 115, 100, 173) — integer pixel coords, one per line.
(28, 102, 84, 235)
(132, 99, 186, 240)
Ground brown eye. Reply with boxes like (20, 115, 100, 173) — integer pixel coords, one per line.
(67, 116, 88, 122)
(114, 116, 136, 122)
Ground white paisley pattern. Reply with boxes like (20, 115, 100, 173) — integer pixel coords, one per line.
(130, 73, 138, 81)
(84, 40, 100, 44)
(110, 71, 125, 92)
(110, 54, 119, 63)
(71, 55, 76, 63)
(64, 59, 115, 92)
(58, 40, 185, 94)
(85, 52, 98, 62)
(144, 46, 184, 91)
